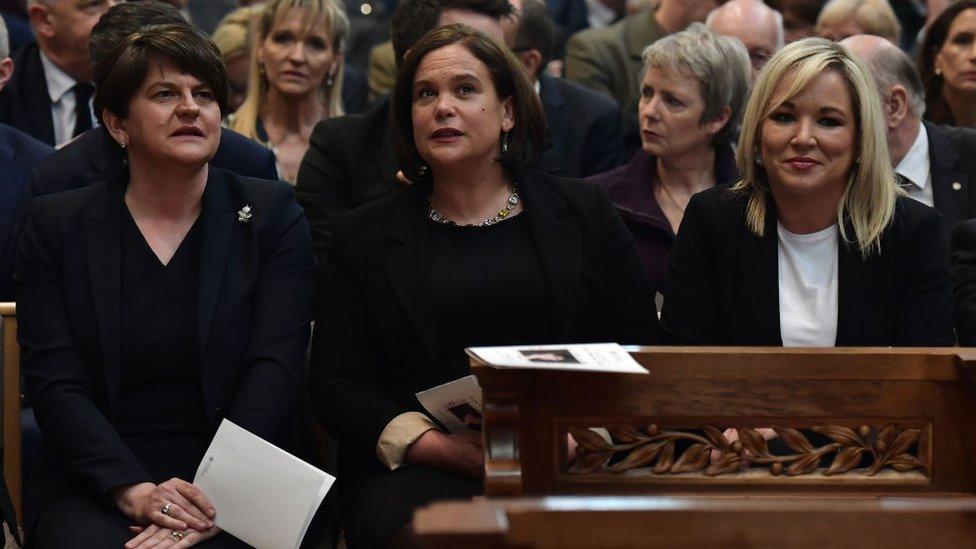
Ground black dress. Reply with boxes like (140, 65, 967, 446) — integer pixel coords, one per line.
(344, 214, 556, 547)
(31, 208, 246, 548)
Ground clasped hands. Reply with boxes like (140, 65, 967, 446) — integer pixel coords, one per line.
(405, 428, 484, 479)
(113, 478, 219, 548)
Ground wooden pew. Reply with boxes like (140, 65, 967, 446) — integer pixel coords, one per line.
(414, 347, 976, 548)
(0, 303, 19, 531)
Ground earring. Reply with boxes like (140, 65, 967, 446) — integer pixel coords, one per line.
(501, 131, 511, 153)
(258, 62, 266, 76)
(417, 164, 428, 179)
(326, 72, 335, 87)
(119, 139, 126, 150)
(935, 67, 943, 76)
(754, 147, 763, 166)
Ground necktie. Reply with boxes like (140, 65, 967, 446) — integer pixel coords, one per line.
(72, 83, 95, 138)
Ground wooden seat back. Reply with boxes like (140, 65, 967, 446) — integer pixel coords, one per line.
(472, 347, 976, 497)
(0, 303, 20, 530)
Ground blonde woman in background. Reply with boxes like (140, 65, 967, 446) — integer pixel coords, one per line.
(212, 5, 262, 113)
(661, 38, 954, 347)
(230, 0, 349, 183)
(815, 0, 900, 43)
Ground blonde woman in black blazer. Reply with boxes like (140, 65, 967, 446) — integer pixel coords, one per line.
(662, 38, 954, 346)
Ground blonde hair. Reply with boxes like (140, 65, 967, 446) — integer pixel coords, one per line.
(733, 37, 899, 256)
(230, 0, 349, 141)
(816, 0, 901, 43)
(212, 6, 260, 61)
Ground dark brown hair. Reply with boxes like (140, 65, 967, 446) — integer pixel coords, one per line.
(391, 24, 545, 181)
(93, 23, 229, 126)
(917, 0, 976, 125)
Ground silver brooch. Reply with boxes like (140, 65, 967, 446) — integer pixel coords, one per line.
(237, 205, 252, 224)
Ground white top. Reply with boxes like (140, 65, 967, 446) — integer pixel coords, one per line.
(39, 51, 96, 147)
(777, 222, 839, 347)
(584, 0, 616, 28)
(895, 122, 933, 207)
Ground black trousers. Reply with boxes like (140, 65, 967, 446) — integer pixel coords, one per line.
(29, 482, 249, 549)
(342, 466, 482, 548)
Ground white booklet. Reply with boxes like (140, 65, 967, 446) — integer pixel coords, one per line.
(415, 375, 483, 432)
(193, 419, 336, 549)
(465, 343, 648, 374)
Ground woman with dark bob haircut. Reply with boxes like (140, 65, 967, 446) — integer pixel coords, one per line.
(918, 0, 976, 128)
(18, 23, 314, 548)
(308, 23, 660, 548)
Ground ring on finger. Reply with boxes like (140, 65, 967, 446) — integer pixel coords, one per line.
(169, 531, 185, 541)
(161, 502, 173, 516)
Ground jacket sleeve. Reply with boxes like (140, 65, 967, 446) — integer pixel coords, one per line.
(894, 207, 955, 346)
(564, 32, 615, 100)
(952, 220, 976, 345)
(660, 193, 718, 344)
(593, 183, 661, 344)
(16, 197, 152, 498)
(307, 215, 413, 464)
(296, 118, 350, 263)
(227, 184, 315, 441)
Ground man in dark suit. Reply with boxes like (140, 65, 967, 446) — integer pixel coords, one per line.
(844, 34, 976, 229)
(296, 0, 513, 261)
(31, 1, 278, 198)
(512, 0, 622, 177)
(185, 0, 236, 34)
(0, 0, 117, 147)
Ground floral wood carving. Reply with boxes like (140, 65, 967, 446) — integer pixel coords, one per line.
(568, 424, 925, 477)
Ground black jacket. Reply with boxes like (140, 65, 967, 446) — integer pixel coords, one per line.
(16, 167, 314, 534)
(950, 219, 976, 344)
(31, 126, 278, 197)
(661, 187, 954, 346)
(308, 169, 660, 502)
(296, 98, 402, 262)
(535, 74, 623, 178)
(926, 121, 976, 228)
(0, 43, 57, 146)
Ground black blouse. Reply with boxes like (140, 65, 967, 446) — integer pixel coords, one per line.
(428, 213, 553, 380)
(114, 207, 211, 481)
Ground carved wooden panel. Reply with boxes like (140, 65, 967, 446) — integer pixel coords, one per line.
(568, 423, 928, 478)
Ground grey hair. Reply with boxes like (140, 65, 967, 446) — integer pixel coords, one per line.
(858, 42, 926, 117)
(0, 16, 7, 59)
(705, 3, 786, 51)
(641, 22, 752, 148)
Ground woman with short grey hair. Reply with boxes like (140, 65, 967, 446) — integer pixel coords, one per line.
(588, 22, 751, 297)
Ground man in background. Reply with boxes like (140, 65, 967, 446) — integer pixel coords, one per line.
(706, 0, 783, 82)
(0, 0, 116, 146)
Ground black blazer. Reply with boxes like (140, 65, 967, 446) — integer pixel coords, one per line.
(30, 126, 278, 197)
(308, 169, 660, 499)
(296, 98, 402, 262)
(950, 219, 976, 345)
(926, 121, 976, 228)
(535, 74, 623, 178)
(16, 167, 314, 534)
(0, 124, 52, 301)
(661, 187, 955, 346)
(0, 43, 57, 146)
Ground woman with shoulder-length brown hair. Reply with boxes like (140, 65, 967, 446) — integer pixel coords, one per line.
(661, 37, 954, 347)
(18, 23, 313, 548)
(308, 23, 660, 548)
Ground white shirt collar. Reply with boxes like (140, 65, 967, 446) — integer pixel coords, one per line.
(584, 0, 616, 28)
(39, 50, 79, 104)
(895, 122, 931, 191)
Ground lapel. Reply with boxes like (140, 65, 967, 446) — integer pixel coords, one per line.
(926, 121, 969, 227)
(196, 167, 237, 359)
(371, 100, 401, 192)
(85, 172, 126, 403)
(536, 76, 566, 175)
(518, 170, 581, 339)
(834, 220, 887, 346)
(18, 45, 56, 146)
(385, 182, 439, 359)
(737, 203, 781, 345)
